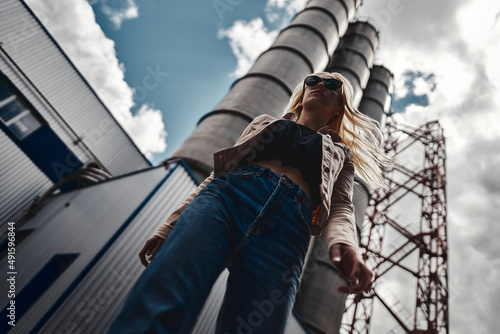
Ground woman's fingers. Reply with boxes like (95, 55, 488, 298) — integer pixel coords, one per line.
(330, 244, 375, 294)
(347, 255, 359, 281)
(150, 239, 164, 261)
(138, 242, 151, 268)
(338, 265, 373, 294)
(329, 244, 350, 281)
(139, 237, 158, 268)
(138, 237, 165, 268)
(359, 266, 374, 292)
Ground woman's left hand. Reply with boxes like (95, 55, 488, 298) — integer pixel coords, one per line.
(329, 243, 374, 294)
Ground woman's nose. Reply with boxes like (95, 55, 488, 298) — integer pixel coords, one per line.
(317, 81, 325, 90)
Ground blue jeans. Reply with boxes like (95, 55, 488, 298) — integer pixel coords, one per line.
(107, 163, 313, 334)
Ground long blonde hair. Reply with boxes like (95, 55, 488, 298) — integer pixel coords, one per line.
(282, 71, 392, 190)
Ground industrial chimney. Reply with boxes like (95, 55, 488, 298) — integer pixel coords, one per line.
(169, 0, 363, 181)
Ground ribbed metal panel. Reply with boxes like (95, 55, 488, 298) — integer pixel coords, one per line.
(0, 53, 92, 165)
(0, 162, 197, 333)
(172, 0, 362, 178)
(325, 21, 379, 107)
(0, 0, 150, 178)
(0, 129, 54, 227)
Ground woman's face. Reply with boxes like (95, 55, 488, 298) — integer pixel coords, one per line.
(302, 74, 342, 119)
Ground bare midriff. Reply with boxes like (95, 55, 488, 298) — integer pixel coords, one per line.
(252, 159, 312, 201)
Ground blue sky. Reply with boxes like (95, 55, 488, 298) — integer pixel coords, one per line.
(90, 0, 293, 165)
(25, 0, 500, 332)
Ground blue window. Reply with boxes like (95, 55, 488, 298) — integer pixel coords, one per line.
(0, 71, 83, 190)
(0, 81, 42, 139)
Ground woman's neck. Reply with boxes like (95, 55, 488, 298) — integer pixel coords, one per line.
(295, 112, 327, 132)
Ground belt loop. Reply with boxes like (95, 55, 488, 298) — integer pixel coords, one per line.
(256, 166, 264, 177)
(293, 187, 301, 203)
(281, 174, 292, 187)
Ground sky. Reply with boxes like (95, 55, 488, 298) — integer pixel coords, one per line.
(24, 0, 500, 333)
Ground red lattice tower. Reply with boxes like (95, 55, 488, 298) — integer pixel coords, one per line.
(341, 116, 449, 334)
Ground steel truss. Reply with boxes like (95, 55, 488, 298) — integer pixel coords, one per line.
(341, 116, 449, 334)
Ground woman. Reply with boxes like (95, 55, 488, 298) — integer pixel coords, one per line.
(108, 72, 391, 334)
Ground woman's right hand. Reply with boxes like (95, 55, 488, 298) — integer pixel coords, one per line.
(138, 236, 165, 268)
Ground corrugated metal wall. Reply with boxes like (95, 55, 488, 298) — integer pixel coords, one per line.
(0, 0, 152, 226)
(0, 129, 53, 230)
(0, 162, 197, 333)
(0, 0, 150, 176)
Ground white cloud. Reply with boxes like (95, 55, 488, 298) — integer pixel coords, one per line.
(121, 104, 167, 160)
(218, 17, 279, 78)
(412, 76, 431, 96)
(356, 0, 500, 333)
(25, 0, 167, 160)
(219, 0, 309, 78)
(101, 0, 139, 29)
(265, 0, 308, 23)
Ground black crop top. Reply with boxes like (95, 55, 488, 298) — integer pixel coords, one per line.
(240, 119, 323, 207)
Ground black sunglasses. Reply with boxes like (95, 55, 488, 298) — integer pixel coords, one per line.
(302, 75, 343, 96)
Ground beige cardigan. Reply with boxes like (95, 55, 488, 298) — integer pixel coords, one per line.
(155, 112, 359, 252)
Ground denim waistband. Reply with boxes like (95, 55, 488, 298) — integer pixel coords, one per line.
(233, 163, 313, 212)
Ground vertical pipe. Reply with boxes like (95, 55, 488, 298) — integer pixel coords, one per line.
(358, 64, 394, 128)
(353, 64, 394, 230)
(325, 20, 379, 107)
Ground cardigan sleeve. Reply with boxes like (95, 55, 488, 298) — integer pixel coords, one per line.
(154, 170, 215, 240)
(321, 148, 359, 254)
(154, 116, 260, 240)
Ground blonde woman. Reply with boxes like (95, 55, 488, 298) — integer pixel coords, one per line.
(108, 72, 391, 334)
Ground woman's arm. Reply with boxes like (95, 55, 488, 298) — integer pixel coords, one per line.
(154, 171, 215, 240)
(322, 148, 374, 293)
(322, 148, 359, 253)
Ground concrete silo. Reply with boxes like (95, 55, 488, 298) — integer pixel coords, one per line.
(358, 64, 394, 127)
(353, 64, 394, 234)
(169, 0, 363, 181)
(325, 20, 379, 107)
